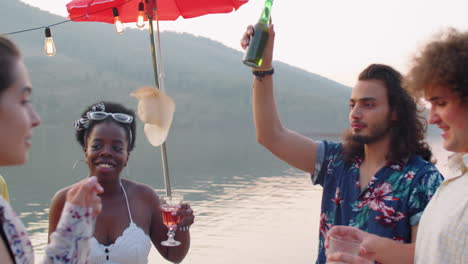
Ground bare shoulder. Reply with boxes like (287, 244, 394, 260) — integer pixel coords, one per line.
(121, 179, 160, 204)
(51, 185, 74, 205)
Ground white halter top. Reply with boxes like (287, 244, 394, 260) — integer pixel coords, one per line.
(89, 182, 152, 264)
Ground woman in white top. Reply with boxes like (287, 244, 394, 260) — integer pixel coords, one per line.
(48, 101, 194, 264)
(0, 35, 103, 264)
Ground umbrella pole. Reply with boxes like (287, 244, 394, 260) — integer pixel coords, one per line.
(148, 17, 172, 198)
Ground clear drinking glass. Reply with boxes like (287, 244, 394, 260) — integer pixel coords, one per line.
(160, 195, 183, 247)
(327, 234, 361, 263)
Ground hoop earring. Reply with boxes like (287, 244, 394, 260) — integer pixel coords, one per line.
(71, 159, 89, 181)
(122, 164, 131, 179)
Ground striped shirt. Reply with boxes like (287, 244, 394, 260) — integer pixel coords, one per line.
(415, 153, 468, 264)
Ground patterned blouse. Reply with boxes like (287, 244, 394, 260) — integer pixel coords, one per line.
(313, 141, 443, 264)
(0, 197, 94, 264)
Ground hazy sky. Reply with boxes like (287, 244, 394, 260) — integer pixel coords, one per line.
(20, 0, 468, 86)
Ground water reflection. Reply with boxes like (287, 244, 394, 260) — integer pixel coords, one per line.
(20, 204, 50, 260)
(24, 170, 322, 263)
(13, 137, 452, 263)
(150, 170, 323, 263)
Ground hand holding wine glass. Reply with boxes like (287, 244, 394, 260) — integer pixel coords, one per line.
(160, 195, 194, 247)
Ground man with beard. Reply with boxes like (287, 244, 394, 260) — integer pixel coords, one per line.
(326, 29, 468, 264)
(241, 25, 443, 264)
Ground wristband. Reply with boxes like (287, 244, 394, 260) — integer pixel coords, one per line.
(252, 68, 274, 78)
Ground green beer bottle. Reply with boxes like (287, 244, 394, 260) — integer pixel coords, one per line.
(243, 0, 273, 68)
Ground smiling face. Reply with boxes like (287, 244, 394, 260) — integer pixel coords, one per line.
(0, 60, 41, 166)
(426, 86, 468, 153)
(84, 121, 130, 179)
(348, 79, 393, 145)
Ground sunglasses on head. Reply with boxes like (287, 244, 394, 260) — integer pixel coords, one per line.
(86, 111, 134, 124)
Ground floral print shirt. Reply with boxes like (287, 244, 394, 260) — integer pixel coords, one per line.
(312, 141, 443, 264)
(0, 197, 95, 264)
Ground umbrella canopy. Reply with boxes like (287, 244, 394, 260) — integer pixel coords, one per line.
(67, 0, 249, 23)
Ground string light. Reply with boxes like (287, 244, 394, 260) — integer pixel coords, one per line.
(113, 8, 125, 34)
(44, 27, 56, 56)
(1, 0, 138, 56)
(136, 2, 145, 29)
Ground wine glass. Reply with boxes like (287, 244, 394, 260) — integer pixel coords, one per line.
(160, 195, 183, 247)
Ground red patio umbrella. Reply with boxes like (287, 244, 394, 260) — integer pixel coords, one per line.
(66, 0, 250, 197)
(67, 0, 249, 22)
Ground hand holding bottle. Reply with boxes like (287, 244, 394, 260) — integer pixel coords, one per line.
(241, 23, 275, 70)
(241, 0, 274, 69)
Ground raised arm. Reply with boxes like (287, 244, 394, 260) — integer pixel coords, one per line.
(241, 24, 319, 174)
(43, 176, 102, 264)
(48, 188, 67, 242)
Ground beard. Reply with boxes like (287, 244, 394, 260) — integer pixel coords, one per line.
(350, 124, 391, 144)
(349, 114, 393, 144)
(343, 113, 393, 164)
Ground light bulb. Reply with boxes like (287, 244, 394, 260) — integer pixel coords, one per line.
(114, 17, 124, 33)
(136, 2, 145, 29)
(113, 8, 125, 34)
(44, 27, 56, 56)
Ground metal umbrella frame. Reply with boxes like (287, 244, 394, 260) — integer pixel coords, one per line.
(148, 2, 172, 197)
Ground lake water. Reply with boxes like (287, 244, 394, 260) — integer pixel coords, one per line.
(13, 169, 324, 264)
(2, 134, 451, 264)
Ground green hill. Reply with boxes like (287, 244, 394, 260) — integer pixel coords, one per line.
(1, 0, 350, 195)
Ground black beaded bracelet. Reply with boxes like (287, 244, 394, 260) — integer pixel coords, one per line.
(252, 68, 274, 78)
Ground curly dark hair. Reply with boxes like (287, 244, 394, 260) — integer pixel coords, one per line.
(405, 28, 468, 101)
(343, 64, 433, 164)
(0, 35, 21, 96)
(75, 101, 137, 152)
